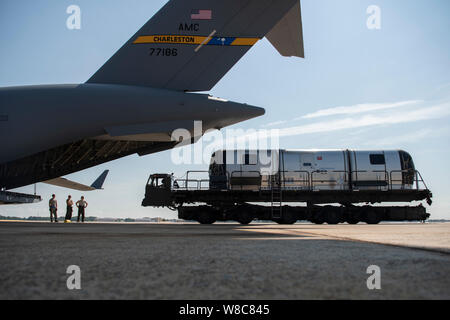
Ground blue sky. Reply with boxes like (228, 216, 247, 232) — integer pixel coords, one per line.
(1, 0, 449, 219)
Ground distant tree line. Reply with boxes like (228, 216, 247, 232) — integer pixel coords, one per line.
(0, 216, 176, 223)
(0, 215, 97, 221)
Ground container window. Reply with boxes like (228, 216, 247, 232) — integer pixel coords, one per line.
(369, 154, 385, 165)
(244, 153, 257, 165)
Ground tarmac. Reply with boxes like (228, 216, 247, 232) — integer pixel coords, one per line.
(0, 221, 449, 300)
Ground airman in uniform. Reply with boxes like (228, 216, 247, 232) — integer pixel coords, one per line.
(49, 194, 58, 223)
(65, 195, 74, 223)
(76, 196, 88, 223)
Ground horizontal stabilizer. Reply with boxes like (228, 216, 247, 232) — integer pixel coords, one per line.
(266, 1, 304, 58)
(44, 170, 109, 191)
(44, 178, 97, 191)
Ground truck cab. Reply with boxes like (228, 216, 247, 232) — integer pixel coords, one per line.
(141, 174, 174, 207)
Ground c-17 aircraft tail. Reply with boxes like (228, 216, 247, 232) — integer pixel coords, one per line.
(0, 0, 305, 194)
(88, 0, 304, 92)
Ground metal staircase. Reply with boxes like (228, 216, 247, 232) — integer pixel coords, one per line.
(271, 174, 282, 219)
(271, 152, 284, 219)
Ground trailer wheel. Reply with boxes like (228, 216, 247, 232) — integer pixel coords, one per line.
(236, 212, 254, 225)
(346, 208, 361, 224)
(276, 219, 296, 225)
(311, 215, 325, 225)
(237, 218, 253, 225)
(365, 209, 381, 225)
(346, 217, 359, 224)
(325, 207, 341, 225)
(278, 216, 297, 225)
(196, 210, 217, 225)
(274, 208, 297, 225)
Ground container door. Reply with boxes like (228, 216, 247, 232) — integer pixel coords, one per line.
(300, 152, 315, 190)
(282, 151, 308, 190)
(311, 151, 347, 190)
(384, 151, 402, 190)
(352, 151, 388, 190)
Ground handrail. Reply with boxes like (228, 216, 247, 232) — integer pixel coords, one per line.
(350, 170, 390, 191)
(173, 179, 210, 190)
(230, 170, 262, 178)
(415, 170, 429, 190)
(279, 170, 310, 189)
(171, 169, 429, 192)
(186, 170, 209, 183)
(229, 171, 262, 191)
(310, 170, 349, 191)
(389, 170, 428, 190)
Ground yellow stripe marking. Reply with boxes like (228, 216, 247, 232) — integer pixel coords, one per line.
(231, 38, 260, 46)
(134, 35, 206, 45)
(195, 30, 217, 52)
(134, 35, 260, 46)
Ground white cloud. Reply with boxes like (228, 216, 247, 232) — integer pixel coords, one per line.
(262, 120, 287, 127)
(359, 129, 434, 147)
(241, 102, 450, 145)
(279, 103, 450, 137)
(299, 100, 422, 119)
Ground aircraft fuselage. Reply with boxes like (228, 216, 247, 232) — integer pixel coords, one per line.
(0, 84, 264, 189)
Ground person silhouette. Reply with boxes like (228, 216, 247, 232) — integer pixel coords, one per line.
(76, 196, 88, 223)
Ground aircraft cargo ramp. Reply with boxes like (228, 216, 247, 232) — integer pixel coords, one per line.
(0, 190, 41, 205)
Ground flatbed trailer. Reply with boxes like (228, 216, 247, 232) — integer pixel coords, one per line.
(142, 172, 432, 225)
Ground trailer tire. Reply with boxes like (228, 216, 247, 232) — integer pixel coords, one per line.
(311, 213, 325, 225)
(277, 209, 298, 225)
(325, 206, 341, 225)
(196, 210, 217, 225)
(346, 217, 359, 224)
(365, 209, 381, 225)
(236, 211, 254, 225)
(276, 220, 296, 225)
